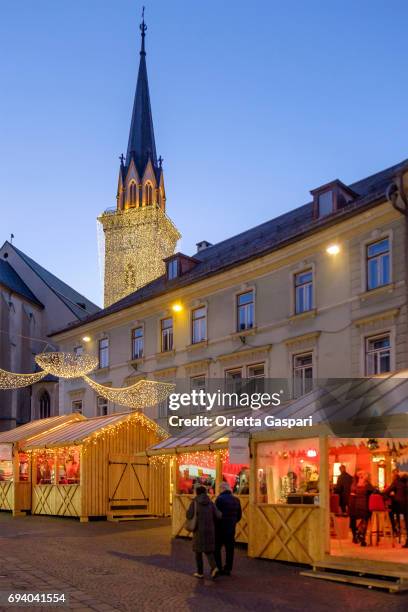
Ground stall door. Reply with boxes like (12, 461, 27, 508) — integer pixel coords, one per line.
(108, 455, 149, 518)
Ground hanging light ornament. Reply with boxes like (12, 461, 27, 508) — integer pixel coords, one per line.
(0, 368, 47, 389)
(83, 376, 175, 409)
(35, 352, 98, 378)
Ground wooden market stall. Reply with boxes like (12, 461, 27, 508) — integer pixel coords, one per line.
(248, 373, 408, 590)
(0, 414, 83, 516)
(147, 372, 408, 589)
(23, 411, 168, 521)
(146, 415, 251, 544)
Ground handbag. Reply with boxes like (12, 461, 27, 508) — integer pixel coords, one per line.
(184, 500, 198, 532)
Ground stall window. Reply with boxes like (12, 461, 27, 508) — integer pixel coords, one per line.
(0, 446, 13, 482)
(161, 317, 173, 352)
(293, 353, 313, 398)
(36, 453, 55, 485)
(365, 334, 391, 375)
(18, 452, 30, 482)
(177, 454, 216, 494)
(56, 448, 80, 485)
(257, 438, 320, 504)
(237, 291, 254, 331)
(222, 461, 250, 494)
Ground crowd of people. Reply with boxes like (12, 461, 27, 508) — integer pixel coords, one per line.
(185, 481, 242, 579)
(334, 465, 408, 547)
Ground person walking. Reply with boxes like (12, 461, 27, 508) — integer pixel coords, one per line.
(186, 484, 221, 579)
(215, 482, 242, 575)
(334, 465, 353, 514)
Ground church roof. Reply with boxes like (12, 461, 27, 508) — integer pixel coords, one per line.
(3, 243, 100, 320)
(125, 16, 158, 177)
(50, 157, 408, 336)
(0, 259, 43, 307)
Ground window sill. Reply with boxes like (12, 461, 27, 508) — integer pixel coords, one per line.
(359, 283, 395, 302)
(128, 357, 144, 370)
(94, 366, 109, 375)
(186, 340, 208, 351)
(155, 349, 176, 360)
(230, 327, 257, 340)
(288, 309, 317, 323)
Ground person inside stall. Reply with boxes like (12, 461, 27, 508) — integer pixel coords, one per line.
(334, 465, 353, 514)
(349, 470, 375, 546)
(39, 459, 52, 484)
(383, 468, 408, 547)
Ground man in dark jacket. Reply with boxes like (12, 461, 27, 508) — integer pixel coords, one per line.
(215, 482, 242, 575)
(334, 465, 353, 514)
(186, 485, 221, 579)
(384, 470, 408, 546)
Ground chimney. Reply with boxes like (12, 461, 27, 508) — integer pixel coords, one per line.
(196, 240, 212, 253)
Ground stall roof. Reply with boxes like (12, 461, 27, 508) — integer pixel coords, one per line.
(0, 414, 84, 445)
(147, 372, 408, 454)
(23, 412, 160, 449)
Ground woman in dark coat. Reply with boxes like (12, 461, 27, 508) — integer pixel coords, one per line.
(349, 471, 374, 546)
(384, 470, 408, 546)
(186, 484, 221, 579)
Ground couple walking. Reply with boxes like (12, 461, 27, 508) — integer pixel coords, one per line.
(186, 481, 242, 579)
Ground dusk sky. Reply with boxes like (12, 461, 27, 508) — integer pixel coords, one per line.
(1, 1, 407, 306)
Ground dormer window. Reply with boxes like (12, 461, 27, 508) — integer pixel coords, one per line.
(311, 180, 357, 219)
(167, 258, 178, 280)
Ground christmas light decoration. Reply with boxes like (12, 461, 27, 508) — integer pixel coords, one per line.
(98, 206, 180, 307)
(83, 376, 175, 410)
(0, 368, 47, 389)
(150, 448, 229, 468)
(35, 352, 98, 378)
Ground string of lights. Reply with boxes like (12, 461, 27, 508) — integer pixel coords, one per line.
(83, 376, 175, 409)
(35, 352, 99, 378)
(0, 368, 47, 389)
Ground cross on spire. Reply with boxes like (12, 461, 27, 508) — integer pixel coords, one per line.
(140, 6, 147, 56)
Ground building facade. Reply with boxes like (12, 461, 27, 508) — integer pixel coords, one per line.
(0, 241, 99, 430)
(49, 23, 408, 423)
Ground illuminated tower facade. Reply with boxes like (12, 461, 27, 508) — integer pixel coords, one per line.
(99, 16, 180, 307)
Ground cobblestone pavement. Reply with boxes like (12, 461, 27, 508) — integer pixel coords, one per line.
(0, 513, 407, 612)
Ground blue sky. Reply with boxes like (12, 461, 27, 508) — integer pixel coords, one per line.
(1, 1, 407, 306)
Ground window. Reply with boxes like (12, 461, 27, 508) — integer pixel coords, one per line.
(225, 369, 242, 395)
(293, 353, 313, 398)
(56, 448, 80, 485)
(237, 290, 254, 331)
(0, 445, 13, 482)
(39, 390, 51, 419)
(318, 191, 333, 217)
(295, 270, 313, 314)
(131, 326, 144, 359)
(365, 334, 391, 375)
(158, 398, 169, 418)
(129, 182, 137, 207)
(74, 345, 83, 357)
(257, 438, 319, 504)
(247, 364, 265, 393)
(177, 454, 216, 494)
(190, 375, 206, 412)
(36, 452, 55, 485)
(145, 182, 153, 206)
(192, 306, 207, 344)
(72, 399, 83, 414)
(98, 338, 109, 369)
(161, 317, 173, 352)
(366, 238, 390, 291)
(168, 259, 178, 280)
(96, 395, 108, 416)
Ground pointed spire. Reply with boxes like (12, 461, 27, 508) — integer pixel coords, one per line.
(125, 7, 158, 174)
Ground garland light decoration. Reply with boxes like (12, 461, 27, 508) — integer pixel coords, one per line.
(83, 376, 175, 410)
(35, 352, 99, 378)
(0, 368, 47, 389)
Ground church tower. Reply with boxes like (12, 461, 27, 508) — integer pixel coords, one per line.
(99, 15, 180, 307)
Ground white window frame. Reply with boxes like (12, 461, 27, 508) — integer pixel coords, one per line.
(292, 352, 314, 398)
(96, 395, 108, 417)
(190, 375, 207, 413)
(360, 230, 393, 293)
(191, 305, 207, 344)
(366, 237, 391, 291)
(167, 259, 178, 280)
(131, 325, 144, 360)
(225, 368, 243, 395)
(236, 289, 255, 332)
(98, 337, 109, 369)
(364, 332, 392, 376)
(294, 269, 314, 315)
(160, 317, 173, 352)
(71, 399, 83, 414)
